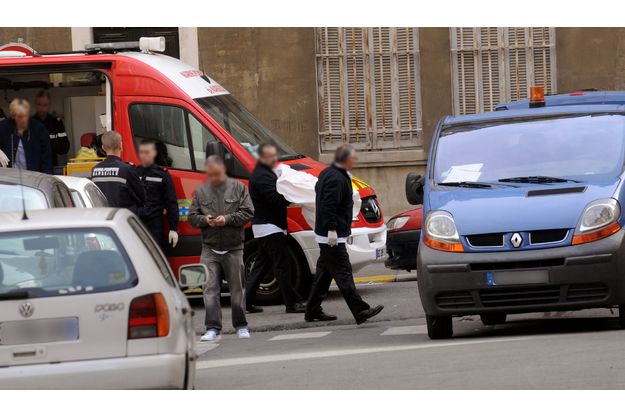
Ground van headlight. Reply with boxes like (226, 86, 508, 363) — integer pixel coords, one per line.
(423, 210, 463, 252)
(387, 216, 410, 231)
(573, 198, 621, 245)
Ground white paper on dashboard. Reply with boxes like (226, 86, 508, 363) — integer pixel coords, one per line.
(443, 163, 484, 182)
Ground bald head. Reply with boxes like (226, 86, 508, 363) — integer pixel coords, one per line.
(102, 131, 123, 156)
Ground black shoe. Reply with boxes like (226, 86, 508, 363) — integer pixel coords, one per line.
(246, 305, 264, 314)
(285, 302, 307, 314)
(355, 305, 384, 325)
(305, 312, 338, 322)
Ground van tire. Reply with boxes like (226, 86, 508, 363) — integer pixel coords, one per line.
(480, 313, 507, 326)
(426, 314, 453, 339)
(243, 239, 308, 306)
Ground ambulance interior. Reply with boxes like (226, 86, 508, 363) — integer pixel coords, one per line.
(0, 70, 110, 175)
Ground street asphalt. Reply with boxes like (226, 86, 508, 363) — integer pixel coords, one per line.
(192, 277, 625, 389)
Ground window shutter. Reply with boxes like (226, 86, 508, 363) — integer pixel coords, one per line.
(451, 27, 556, 115)
(316, 27, 422, 152)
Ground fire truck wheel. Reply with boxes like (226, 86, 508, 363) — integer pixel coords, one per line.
(243, 239, 308, 306)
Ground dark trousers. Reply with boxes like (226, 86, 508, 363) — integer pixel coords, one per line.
(245, 232, 303, 308)
(306, 243, 370, 319)
(143, 217, 164, 249)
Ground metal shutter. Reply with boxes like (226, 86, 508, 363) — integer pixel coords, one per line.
(451, 27, 556, 115)
(316, 27, 423, 152)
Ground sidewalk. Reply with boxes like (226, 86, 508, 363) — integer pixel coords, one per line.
(191, 265, 418, 335)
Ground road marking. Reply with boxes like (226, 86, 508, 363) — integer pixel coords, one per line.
(196, 343, 220, 356)
(269, 331, 332, 341)
(196, 336, 535, 370)
(381, 325, 427, 336)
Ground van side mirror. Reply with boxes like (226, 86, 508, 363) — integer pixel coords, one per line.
(205, 141, 249, 179)
(405, 172, 425, 205)
(178, 263, 209, 287)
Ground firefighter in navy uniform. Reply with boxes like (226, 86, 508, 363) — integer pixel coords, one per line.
(91, 131, 145, 214)
(136, 139, 179, 249)
(33, 90, 70, 168)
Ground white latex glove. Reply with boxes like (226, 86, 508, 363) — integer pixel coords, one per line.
(168, 230, 179, 248)
(327, 230, 338, 247)
(0, 149, 9, 168)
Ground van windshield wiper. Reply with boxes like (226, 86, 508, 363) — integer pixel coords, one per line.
(437, 181, 493, 189)
(0, 289, 31, 300)
(278, 153, 305, 162)
(498, 176, 580, 184)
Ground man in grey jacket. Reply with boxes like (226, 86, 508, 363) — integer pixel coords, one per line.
(188, 155, 254, 342)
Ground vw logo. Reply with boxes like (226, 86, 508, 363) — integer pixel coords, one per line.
(19, 301, 34, 318)
(510, 232, 523, 248)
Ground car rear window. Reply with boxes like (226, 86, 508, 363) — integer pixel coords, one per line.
(0, 184, 48, 211)
(0, 228, 137, 299)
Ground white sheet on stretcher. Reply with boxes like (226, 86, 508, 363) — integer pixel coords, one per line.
(275, 164, 362, 229)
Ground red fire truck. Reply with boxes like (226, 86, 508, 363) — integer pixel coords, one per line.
(0, 38, 387, 303)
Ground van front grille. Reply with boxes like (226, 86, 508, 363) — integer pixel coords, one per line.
(466, 233, 503, 247)
(530, 229, 568, 244)
(435, 283, 610, 310)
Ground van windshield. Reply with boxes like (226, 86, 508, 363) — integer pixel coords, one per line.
(434, 114, 625, 184)
(0, 228, 136, 299)
(195, 95, 301, 160)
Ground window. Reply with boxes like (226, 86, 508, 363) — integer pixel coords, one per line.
(85, 183, 109, 207)
(188, 113, 219, 169)
(0, 184, 48, 211)
(451, 27, 556, 115)
(0, 228, 137, 298)
(70, 190, 86, 208)
(315, 27, 423, 152)
(128, 218, 176, 287)
(129, 103, 193, 170)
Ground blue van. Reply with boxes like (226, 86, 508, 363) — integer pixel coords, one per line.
(407, 104, 625, 339)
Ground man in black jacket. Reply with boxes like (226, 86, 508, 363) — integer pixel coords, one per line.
(33, 90, 70, 169)
(91, 131, 145, 215)
(0, 98, 52, 174)
(136, 139, 179, 250)
(245, 144, 306, 314)
(305, 144, 383, 324)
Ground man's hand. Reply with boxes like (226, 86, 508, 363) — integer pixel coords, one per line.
(168, 230, 179, 248)
(0, 149, 9, 168)
(208, 215, 227, 227)
(327, 230, 338, 247)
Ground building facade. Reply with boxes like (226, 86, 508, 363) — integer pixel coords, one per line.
(1, 27, 624, 215)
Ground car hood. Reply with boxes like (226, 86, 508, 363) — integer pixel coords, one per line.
(428, 179, 621, 235)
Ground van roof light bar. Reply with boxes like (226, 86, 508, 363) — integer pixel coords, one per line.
(85, 37, 166, 54)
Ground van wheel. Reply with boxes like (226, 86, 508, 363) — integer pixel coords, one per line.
(619, 305, 625, 329)
(426, 315, 453, 339)
(480, 313, 507, 326)
(243, 239, 308, 306)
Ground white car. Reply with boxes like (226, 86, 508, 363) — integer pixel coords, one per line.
(0, 208, 207, 389)
(55, 175, 109, 208)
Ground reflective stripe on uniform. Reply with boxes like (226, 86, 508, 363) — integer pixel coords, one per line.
(145, 176, 163, 182)
(92, 177, 127, 184)
(57, 132, 67, 138)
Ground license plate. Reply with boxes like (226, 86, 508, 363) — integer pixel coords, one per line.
(0, 317, 79, 346)
(376, 247, 387, 260)
(486, 270, 549, 286)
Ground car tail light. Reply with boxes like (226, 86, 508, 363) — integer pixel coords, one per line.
(128, 293, 170, 339)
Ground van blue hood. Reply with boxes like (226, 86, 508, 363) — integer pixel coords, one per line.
(428, 180, 621, 235)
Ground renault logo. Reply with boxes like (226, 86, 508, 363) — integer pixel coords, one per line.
(19, 302, 34, 318)
(510, 233, 523, 248)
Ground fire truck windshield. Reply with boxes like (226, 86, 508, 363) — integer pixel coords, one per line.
(195, 95, 302, 161)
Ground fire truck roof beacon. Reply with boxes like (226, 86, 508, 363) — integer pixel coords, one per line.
(85, 37, 166, 54)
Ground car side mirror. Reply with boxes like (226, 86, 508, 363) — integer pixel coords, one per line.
(405, 172, 425, 205)
(178, 263, 209, 287)
(205, 141, 249, 179)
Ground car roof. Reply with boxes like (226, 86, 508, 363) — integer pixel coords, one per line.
(55, 175, 95, 190)
(0, 168, 66, 198)
(0, 208, 132, 233)
(442, 104, 625, 127)
(495, 91, 625, 110)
